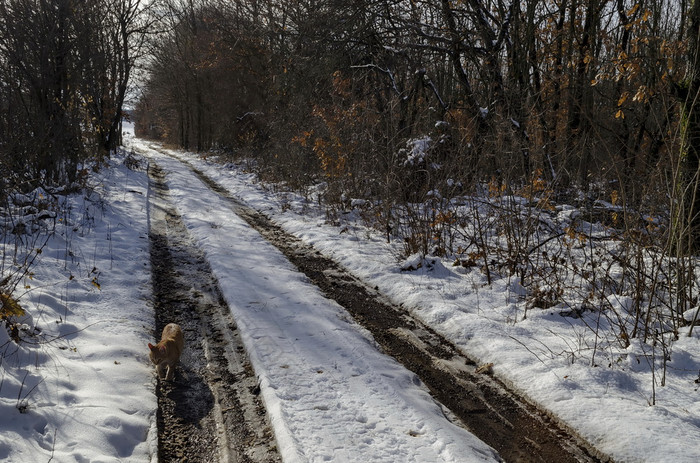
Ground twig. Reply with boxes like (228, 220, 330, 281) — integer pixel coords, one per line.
(47, 428, 56, 463)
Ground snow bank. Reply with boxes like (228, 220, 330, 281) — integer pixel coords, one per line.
(0, 151, 155, 462)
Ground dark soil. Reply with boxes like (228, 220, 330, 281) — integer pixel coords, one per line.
(148, 162, 280, 463)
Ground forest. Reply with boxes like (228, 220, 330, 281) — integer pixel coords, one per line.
(135, 0, 695, 258)
(131, 0, 698, 247)
(3, 0, 700, 369)
(135, 0, 700, 352)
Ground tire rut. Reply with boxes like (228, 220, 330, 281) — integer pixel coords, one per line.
(148, 162, 281, 463)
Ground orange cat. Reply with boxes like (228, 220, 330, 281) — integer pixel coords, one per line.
(148, 323, 184, 381)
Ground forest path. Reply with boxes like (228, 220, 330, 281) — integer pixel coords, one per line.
(143, 144, 607, 463)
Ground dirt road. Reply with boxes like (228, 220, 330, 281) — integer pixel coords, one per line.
(144, 148, 609, 463)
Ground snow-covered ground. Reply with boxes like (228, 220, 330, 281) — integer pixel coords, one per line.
(2, 124, 700, 462)
(0, 143, 157, 462)
(141, 144, 500, 462)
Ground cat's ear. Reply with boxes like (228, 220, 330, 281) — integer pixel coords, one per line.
(148, 343, 156, 350)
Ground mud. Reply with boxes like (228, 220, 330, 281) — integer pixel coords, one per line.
(148, 162, 280, 463)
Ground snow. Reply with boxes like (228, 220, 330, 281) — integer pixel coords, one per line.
(0, 148, 156, 462)
(3, 126, 700, 462)
(403, 136, 433, 166)
(0, 127, 498, 462)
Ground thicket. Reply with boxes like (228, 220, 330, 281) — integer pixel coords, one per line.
(0, 0, 154, 188)
(137, 0, 697, 236)
(137, 0, 700, 398)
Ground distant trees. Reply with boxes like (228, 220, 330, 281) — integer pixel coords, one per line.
(0, 0, 691, 221)
(0, 0, 152, 189)
(136, 0, 271, 153)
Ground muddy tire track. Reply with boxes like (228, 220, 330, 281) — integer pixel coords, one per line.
(148, 162, 280, 463)
(153, 150, 612, 463)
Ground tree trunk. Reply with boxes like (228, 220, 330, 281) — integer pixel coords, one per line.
(676, 0, 700, 253)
